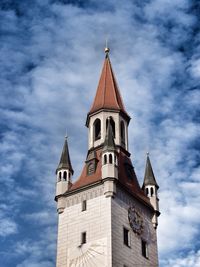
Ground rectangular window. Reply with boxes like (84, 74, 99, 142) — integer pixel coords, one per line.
(82, 200, 87, 211)
(141, 239, 148, 258)
(123, 227, 130, 247)
(81, 232, 86, 244)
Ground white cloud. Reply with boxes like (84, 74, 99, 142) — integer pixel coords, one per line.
(162, 250, 200, 267)
(190, 58, 200, 78)
(158, 190, 199, 253)
(0, 0, 199, 266)
(14, 227, 56, 267)
(16, 261, 54, 267)
(23, 210, 56, 226)
(0, 217, 18, 237)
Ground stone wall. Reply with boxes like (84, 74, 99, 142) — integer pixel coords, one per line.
(111, 186, 159, 267)
(56, 184, 159, 267)
(56, 184, 112, 267)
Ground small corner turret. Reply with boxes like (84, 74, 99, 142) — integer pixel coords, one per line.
(55, 136, 73, 213)
(102, 117, 118, 197)
(142, 153, 160, 228)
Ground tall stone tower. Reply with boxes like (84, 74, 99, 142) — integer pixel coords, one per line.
(55, 48, 160, 267)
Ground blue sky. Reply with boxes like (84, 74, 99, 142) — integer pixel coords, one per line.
(0, 0, 200, 266)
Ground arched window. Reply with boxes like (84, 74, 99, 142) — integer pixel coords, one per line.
(59, 172, 62, 181)
(106, 117, 115, 138)
(109, 154, 113, 164)
(120, 121, 125, 146)
(63, 171, 67, 181)
(146, 188, 149, 196)
(94, 119, 101, 141)
(104, 154, 107, 165)
(150, 187, 154, 196)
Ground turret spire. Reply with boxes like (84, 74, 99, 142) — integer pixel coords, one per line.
(55, 136, 74, 211)
(142, 153, 160, 228)
(142, 153, 159, 189)
(57, 136, 74, 175)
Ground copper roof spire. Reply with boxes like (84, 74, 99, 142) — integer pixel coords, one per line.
(87, 48, 130, 122)
(142, 153, 159, 189)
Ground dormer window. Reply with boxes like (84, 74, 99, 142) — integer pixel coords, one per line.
(87, 162, 95, 175)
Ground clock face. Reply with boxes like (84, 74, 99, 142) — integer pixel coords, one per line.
(68, 238, 106, 267)
(128, 206, 144, 235)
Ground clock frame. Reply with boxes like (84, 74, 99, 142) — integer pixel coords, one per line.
(128, 206, 144, 235)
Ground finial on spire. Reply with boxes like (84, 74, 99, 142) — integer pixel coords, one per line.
(105, 38, 110, 54)
(146, 152, 149, 156)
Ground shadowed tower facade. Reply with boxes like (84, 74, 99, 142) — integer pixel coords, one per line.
(55, 48, 160, 267)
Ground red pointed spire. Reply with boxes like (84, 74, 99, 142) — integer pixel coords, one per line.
(88, 52, 130, 120)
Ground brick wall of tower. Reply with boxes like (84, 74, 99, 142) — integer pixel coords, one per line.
(111, 187, 159, 267)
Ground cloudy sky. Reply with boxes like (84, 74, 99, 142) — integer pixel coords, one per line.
(0, 0, 200, 266)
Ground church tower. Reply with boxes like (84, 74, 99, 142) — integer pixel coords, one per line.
(55, 48, 160, 267)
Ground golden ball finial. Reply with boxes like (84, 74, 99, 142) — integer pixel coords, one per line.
(105, 47, 110, 54)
